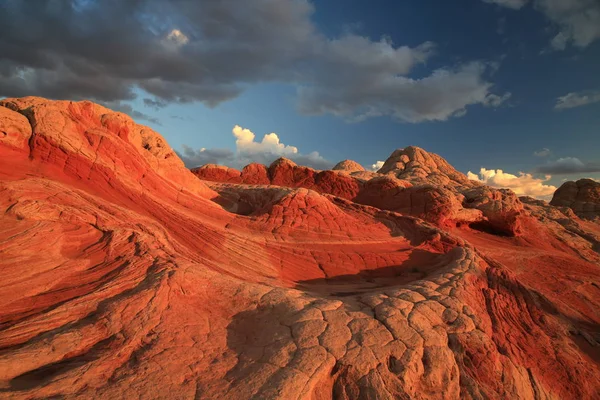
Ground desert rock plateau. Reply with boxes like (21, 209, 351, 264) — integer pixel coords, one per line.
(0, 97, 599, 399)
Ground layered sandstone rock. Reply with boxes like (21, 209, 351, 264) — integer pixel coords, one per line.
(241, 163, 270, 185)
(193, 158, 362, 200)
(0, 106, 31, 150)
(551, 178, 600, 220)
(193, 147, 528, 236)
(191, 164, 243, 183)
(332, 159, 365, 172)
(0, 96, 218, 201)
(377, 146, 475, 188)
(1, 98, 599, 400)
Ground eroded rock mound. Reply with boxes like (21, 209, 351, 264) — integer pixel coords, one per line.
(241, 163, 270, 185)
(194, 158, 362, 200)
(551, 178, 600, 220)
(378, 146, 474, 187)
(191, 164, 243, 183)
(332, 159, 365, 172)
(193, 148, 530, 236)
(1, 97, 599, 400)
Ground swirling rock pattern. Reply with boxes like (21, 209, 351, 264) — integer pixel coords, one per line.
(0, 97, 599, 399)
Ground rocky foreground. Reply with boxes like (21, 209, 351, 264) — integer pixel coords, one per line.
(0, 97, 599, 399)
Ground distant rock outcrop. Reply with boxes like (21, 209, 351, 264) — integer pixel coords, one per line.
(332, 159, 365, 172)
(378, 146, 474, 187)
(551, 178, 600, 220)
(193, 157, 363, 200)
(241, 163, 270, 185)
(192, 164, 243, 183)
(193, 147, 527, 236)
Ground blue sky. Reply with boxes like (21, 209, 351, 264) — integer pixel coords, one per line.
(1, 0, 599, 197)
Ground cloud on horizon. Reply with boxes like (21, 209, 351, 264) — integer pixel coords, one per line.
(0, 0, 508, 123)
(535, 157, 600, 175)
(371, 161, 385, 172)
(467, 167, 557, 198)
(177, 125, 332, 170)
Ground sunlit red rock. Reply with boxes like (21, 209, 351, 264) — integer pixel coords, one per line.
(1, 98, 599, 399)
(332, 159, 365, 172)
(195, 147, 528, 236)
(241, 163, 270, 185)
(378, 146, 474, 187)
(192, 164, 243, 183)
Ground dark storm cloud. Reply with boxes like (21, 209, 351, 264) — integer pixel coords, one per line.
(0, 0, 508, 123)
(176, 146, 236, 168)
(535, 157, 600, 174)
(0, 0, 314, 105)
(289, 153, 333, 170)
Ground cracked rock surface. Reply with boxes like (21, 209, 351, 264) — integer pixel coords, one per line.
(1, 97, 599, 399)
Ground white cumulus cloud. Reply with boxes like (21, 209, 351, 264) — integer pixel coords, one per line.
(371, 161, 385, 172)
(233, 125, 299, 158)
(177, 125, 331, 170)
(555, 90, 600, 110)
(467, 168, 557, 199)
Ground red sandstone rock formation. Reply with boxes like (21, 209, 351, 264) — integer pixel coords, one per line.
(551, 178, 600, 221)
(1, 97, 599, 399)
(194, 158, 363, 200)
(191, 164, 243, 183)
(193, 146, 527, 236)
(332, 159, 365, 172)
(378, 146, 474, 187)
(241, 163, 271, 185)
